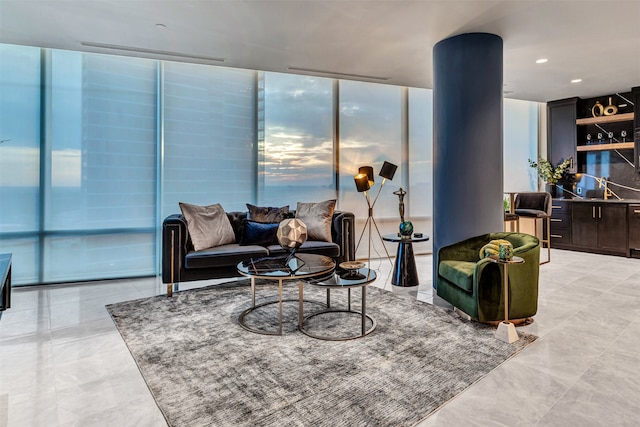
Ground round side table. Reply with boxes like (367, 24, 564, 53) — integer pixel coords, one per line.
(488, 255, 525, 343)
(382, 233, 430, 287)
(301, 267, 377, 341)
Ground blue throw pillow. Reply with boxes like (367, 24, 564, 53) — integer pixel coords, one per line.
(240, 220, 280, 246)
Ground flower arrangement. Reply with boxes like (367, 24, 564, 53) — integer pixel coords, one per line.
(528, 157, 572, 184)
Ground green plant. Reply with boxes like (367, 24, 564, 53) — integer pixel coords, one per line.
(528, 157, 571, 184)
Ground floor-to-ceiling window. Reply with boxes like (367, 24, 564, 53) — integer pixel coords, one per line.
(0, 44, 41, 284)
(338, 81, 404, 259)
(44, 51, 158, 282)
(162, 62, 255, 216)
(0, 43, 539, 286)
(408, 87, 433, 252)
(259, 72, 335, 208)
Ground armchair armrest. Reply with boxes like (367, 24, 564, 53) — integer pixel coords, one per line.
(438, 233, 491, 263)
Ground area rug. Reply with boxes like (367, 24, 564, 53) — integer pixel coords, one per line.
(106, 280, 536, 427)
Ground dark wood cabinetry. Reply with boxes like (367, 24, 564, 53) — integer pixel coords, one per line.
(548, 90, 638, 173)
(571, 202, 628, 255)
(547, 98, 578, 173)
(629, 205, 640, 255)
(549, 199, 572, 245)
(633, 87, 640, 172)
(551, 199, 635, 257)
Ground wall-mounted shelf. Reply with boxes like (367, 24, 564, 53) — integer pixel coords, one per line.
(577, 142, 634, 152)
(576, 112, 634, 126)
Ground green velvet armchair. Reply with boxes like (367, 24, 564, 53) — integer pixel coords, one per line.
(436, 232, 540, 323)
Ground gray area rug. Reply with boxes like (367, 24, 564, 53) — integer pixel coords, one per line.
(106, 280, 536, 427)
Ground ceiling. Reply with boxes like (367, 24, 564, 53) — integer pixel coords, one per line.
(1, 0, 639, 102)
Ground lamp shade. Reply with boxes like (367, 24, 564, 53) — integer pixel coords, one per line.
(379, 161, 398, 180)
(354, 173, 371, 192)
(358, 166, 375, 186)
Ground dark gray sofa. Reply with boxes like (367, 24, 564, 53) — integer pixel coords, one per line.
(162, 210, 355, 295)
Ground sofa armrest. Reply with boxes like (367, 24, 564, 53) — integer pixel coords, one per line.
(162, 214, 189, 284)
(331, 211, 355, 263)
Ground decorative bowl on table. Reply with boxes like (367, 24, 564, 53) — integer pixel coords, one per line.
(339, 261, 366, 279)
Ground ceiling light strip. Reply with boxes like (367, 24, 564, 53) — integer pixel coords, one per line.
(80, 42, 226, 62)
(287, 66, 389, 81)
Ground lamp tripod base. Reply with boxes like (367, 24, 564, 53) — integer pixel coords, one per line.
(495, 321, 519, 343)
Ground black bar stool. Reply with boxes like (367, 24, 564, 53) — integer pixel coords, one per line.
(514, 192, 552, 264)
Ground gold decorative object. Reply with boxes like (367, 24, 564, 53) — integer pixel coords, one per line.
(603, 97, 618, 116)
(591, 101, 603, 117)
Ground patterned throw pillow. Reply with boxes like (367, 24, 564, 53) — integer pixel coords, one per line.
(246, 204, 290, 223)
(479, 239, 512, 259)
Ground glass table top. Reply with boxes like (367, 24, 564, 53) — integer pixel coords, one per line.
(306, 267, 377, 288)
(237, 253, 336, 280)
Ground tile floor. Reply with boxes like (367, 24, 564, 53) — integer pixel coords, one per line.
(1, 249, 639, 426)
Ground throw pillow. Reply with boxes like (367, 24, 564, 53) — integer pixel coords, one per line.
(240, 220, 280, 246)
(479, 239, 512, 259)
(295, 199, 336, 242)
(246, 204, 290, 223)
(179, 202, 235, 251)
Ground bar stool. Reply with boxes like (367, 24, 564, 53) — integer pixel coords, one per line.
(514, 192, 552, 264)
(504, 192, 519, 232)
(504, 212, 520, 232)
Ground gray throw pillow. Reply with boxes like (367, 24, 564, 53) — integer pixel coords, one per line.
(246, 204, 290, 223)
(295, 199, 336, 242)
(179, 202, 235, 251)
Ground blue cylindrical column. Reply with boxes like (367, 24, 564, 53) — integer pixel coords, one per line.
(433, 33, 504, 288)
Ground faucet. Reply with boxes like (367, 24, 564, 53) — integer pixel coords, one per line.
(600, 177, 610, 200)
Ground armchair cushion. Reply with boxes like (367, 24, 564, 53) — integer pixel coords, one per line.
(439, 260, 475, 293)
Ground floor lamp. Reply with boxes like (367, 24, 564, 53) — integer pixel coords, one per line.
(353, 161, 398, 268)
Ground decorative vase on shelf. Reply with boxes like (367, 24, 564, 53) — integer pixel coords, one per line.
(545, 183, 556, 198)
(545, 183, 564, 198)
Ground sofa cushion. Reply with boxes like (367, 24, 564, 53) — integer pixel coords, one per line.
(239, 220, 279, 246)
(266, 240, 340, 258)
(246, 204, 290, 223)
(179, 202, 235, 251)
(439, 260, 476, 293)
(185, 243, 268, 269)
(296, 199, 336, 242)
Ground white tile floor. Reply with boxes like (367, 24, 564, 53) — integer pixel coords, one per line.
(1, 249, 639, 426)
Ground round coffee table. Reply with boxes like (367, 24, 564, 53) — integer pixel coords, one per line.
(300, 265, 377, 341)
(237, 253, 335, 336)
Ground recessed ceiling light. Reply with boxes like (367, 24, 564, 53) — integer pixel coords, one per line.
(535, 58, 548, 64)
(571, 79, 582, 83)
